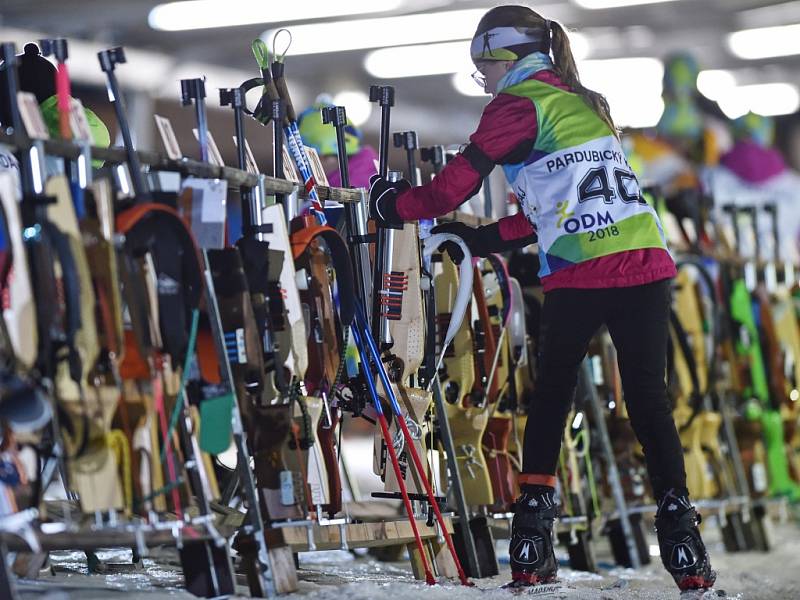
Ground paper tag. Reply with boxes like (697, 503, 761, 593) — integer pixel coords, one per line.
(282, 145, 300, 182)
(235, 328, 247, 364)
(752, 462, 768, 493)
(154, 114, 183, 160)
(279, 470, 295, 506)
(304, 145, 329, 187)
(69, 98, 92, 142)
(192, 129, 225, 167)
(179, 177, 228, 249)
(16, 92, 49, 140)
(232, 136, 260, 175)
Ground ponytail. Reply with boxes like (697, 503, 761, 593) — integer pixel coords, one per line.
(550, 20, 619, 138)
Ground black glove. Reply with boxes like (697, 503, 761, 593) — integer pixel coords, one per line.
(369, 174, 410, 229)
(431, 221, 537, 263)
(430, 222, 483, 263)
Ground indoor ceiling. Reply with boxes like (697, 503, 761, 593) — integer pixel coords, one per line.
(1, 0, 799, 164)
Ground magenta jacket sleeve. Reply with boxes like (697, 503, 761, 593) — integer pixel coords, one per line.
(395, 92, 538, 240)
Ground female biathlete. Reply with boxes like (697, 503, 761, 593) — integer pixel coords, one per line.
(368, 4, 715, 592)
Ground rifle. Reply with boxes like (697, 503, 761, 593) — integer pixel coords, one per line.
(733, 205, 800, 499)
(479, 254, 517, 511)
(97, 46, 238, 595)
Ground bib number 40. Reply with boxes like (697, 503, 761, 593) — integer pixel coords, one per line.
(578, 167, 643, 205)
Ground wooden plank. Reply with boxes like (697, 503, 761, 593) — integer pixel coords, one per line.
(429, 537, 459, 579)
(406, 541, 429, 582)
(268, 545, 298, 595)
(265, 516, 454, 553)
(0, 131, 362, 203)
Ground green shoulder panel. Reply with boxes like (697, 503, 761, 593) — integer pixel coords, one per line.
(502, 79, 611, 153)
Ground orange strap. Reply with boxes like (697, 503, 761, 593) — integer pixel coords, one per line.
(290, 220, 337, 260)
(518, 473, 557, 488)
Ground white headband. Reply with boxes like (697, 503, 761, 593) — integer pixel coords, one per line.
(470, 25, 548, 59)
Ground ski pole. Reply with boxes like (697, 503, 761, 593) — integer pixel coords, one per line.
(368, 85, 396, 343)
(180, 78, 209, 163)
(349, 321, 436, 585)
(249, 38, 325, 223)
(322, 105, 373, 311)
(97, 47, 148, 200)
(40, 38, 90, 219)
(354, 304, 471, 586)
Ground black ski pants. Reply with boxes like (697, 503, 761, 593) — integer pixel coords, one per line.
(521, 278, 686, 500)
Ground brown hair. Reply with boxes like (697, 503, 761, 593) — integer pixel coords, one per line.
(475, 5, 618, 137)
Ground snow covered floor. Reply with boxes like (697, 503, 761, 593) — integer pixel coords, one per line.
(14, 518, 800, 599)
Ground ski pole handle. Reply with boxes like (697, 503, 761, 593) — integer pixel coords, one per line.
(321, 105, 351, 189)
(393, 130, 420, 187)
(219, 87, 247, 172)
(40, 38, 72, 140)
(369, 85, 394, 178)
(420, 145, 445, 175)
(97, 46, 148, 200)
(270, 60, 297, 123)
(181, 78, 209, 163)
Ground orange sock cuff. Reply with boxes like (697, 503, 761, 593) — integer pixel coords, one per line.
(518, 473, 557, 488)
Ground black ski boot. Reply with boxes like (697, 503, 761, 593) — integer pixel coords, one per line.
(506, 488, 558, 588)
(655, 489, 716, 591)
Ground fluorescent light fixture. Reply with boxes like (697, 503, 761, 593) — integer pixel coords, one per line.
(452, 72, 487, 97)
(728, 24, 800, 60)
(573, 0, 679, 8)
(333, 90, 372, 126)
(264, 8, 588, 56)
(570, 33, 591, 61)
(718, 83, 800, 118)
(365, 30, 590, 79)
(263, 9, 486, 55)
(696, 69, 736, 101)
(578, 57, 664, 128)
(365, 41, 474, 79)
(149, 0, 401, 32)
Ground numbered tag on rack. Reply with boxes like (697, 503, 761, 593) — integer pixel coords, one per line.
(16, 92, 49, 140)
(69, 98, 93, 142)
(233, 136, 260, 175)
(192, 129, 225, 167)
(179, 177, 228, 249)
(282, 145, 300, 183)
(304, 145, 329, 187)
(154, 114, 183, 160)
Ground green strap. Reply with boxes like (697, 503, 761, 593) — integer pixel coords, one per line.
(160, 309, 200, 466)
(135, 477, 186, 508)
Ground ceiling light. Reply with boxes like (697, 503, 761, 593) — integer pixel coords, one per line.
(264, 8, 587, 57)
(718, 83, 800, 118)
(263, 9, 486, 55)
(728, 23, 800, 60)
(364, 29, 590, 79)
(149, 0, 401, 32)
(365, 42, 474, 79)
(333, 90, 372, 126)
(452, 72, 487, 97)
(573, 0, 680, 8)
(578, 57, 664, 128)
(696, 70, 736, 101)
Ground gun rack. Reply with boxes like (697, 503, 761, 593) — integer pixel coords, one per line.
(0, 131, 366, 204)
